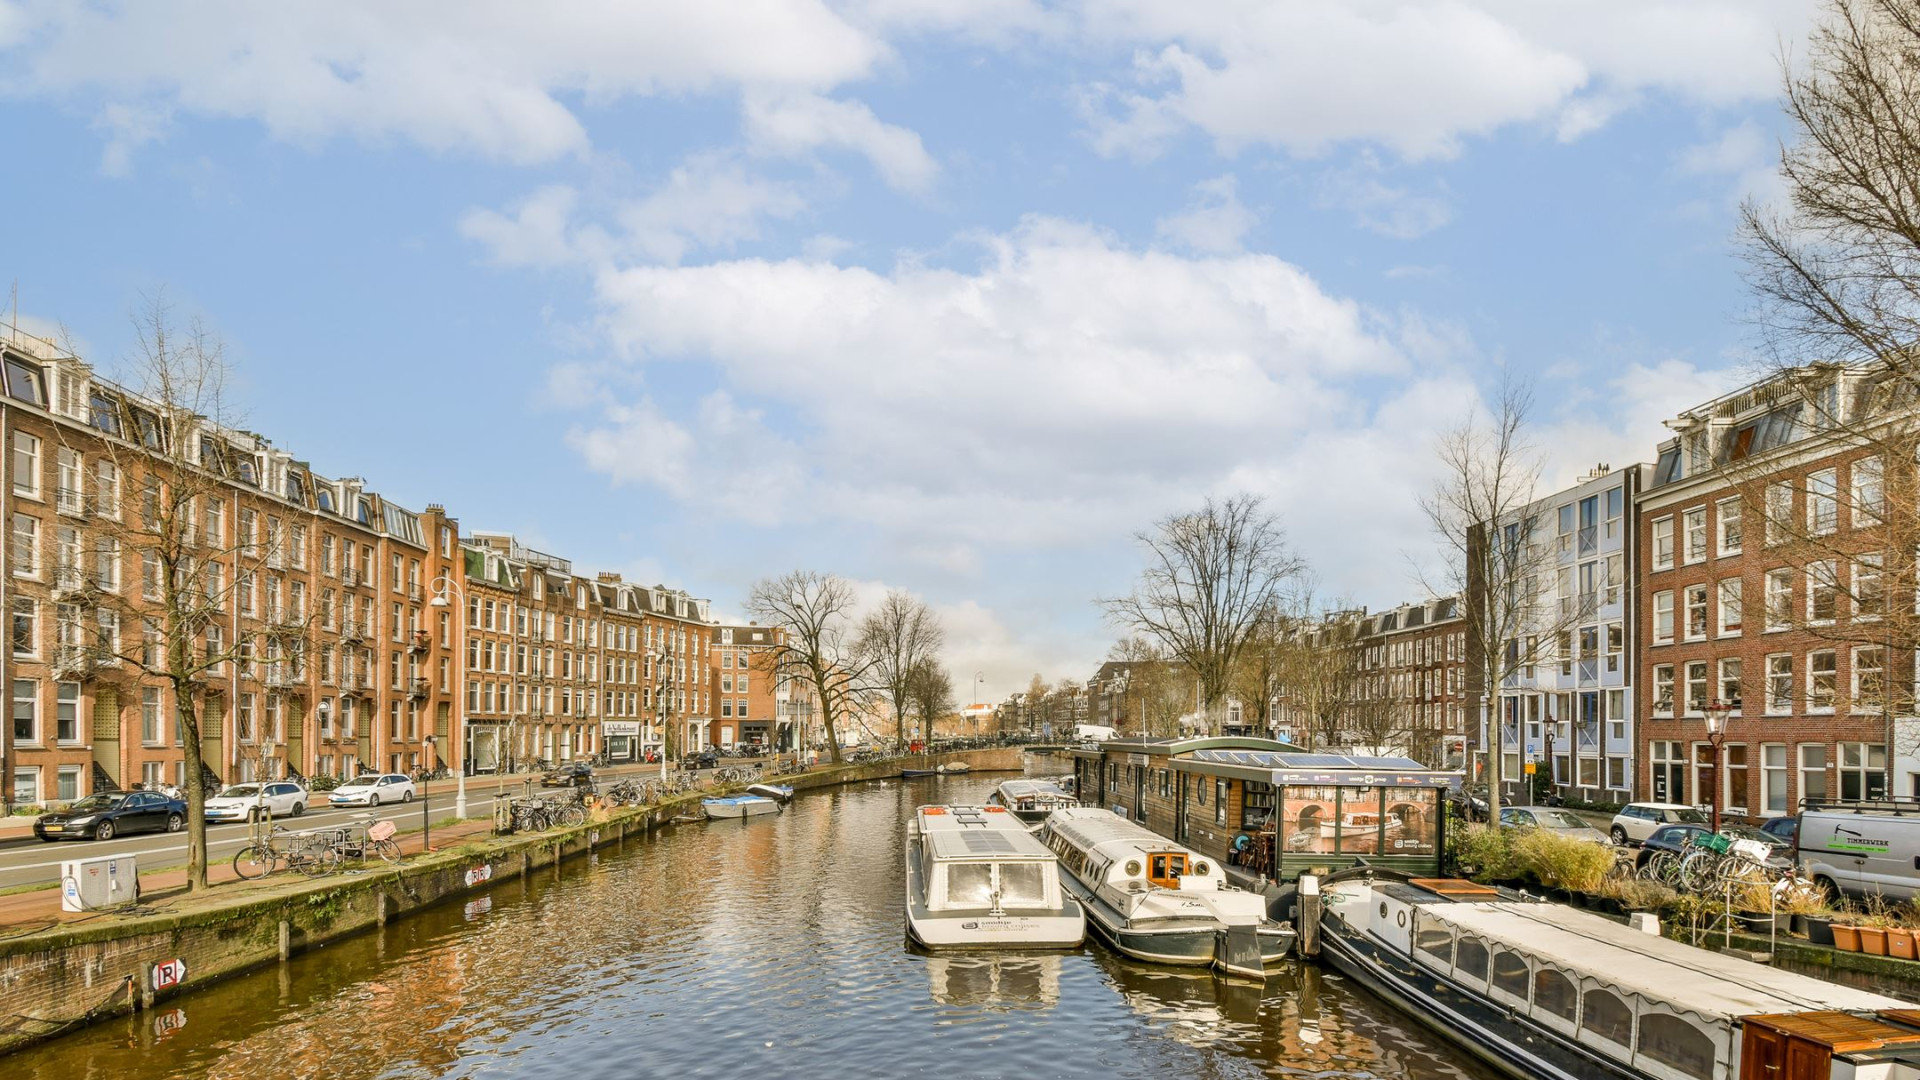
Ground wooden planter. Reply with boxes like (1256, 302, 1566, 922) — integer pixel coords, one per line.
(1889, 928, 1918, 961)
(1859, 927, 1890, 956)
(1833, 924, 1862, 952)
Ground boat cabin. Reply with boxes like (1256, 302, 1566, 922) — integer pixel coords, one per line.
(911, 805, 1064, 913)
(1070, 737, 1459, 884)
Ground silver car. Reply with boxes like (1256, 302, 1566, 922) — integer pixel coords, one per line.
(1499, 805, 1612, 845)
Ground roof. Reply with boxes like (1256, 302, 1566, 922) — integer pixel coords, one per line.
(1044, 807, 1190, 856)
(916, 805, 1055, 861)
(1090, 735, 1303, 757)
(1173, 748, 1460, 789)
(1420, 900, 1908, 1024)
(995, 779, 1074, 799)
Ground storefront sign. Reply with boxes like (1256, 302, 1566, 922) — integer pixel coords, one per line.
(602, 721, 641, 736)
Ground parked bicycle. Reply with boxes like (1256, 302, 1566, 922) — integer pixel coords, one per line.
(233, 824, 341, 879)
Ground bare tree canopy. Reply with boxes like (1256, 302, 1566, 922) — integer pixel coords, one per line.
(906, 657, 954, 741)
(1102, 494, 1303, 736)
(1106, 636, 1191, 738)
(853, 589, 944, 751)
(747, 570, 872, 763)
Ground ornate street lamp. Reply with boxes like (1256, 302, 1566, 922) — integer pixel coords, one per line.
(426, 576, 469, 819)
(1702, 697, 1737, 832)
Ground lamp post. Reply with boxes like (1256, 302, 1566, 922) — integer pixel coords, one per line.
(1702, 697, 1736, 833)
(974, 672, 985, 738)
(426, 576, 469, 820)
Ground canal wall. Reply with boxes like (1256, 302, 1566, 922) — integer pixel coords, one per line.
(0, 747, 1025, 1057)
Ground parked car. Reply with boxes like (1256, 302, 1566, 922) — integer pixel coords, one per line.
(1498, 805, 1612, 845)
(1758, 815, 1799, 846)
(1608, 802, 1708, 846)
(542, 761, 595, 788)
(1797, 802, 1920, 902)
(328, 773, 416, 807)
(1446, 784, 1491, 822)
(682, 750, 719, 771)
(1634, 822, 1792, 871)
(34, 791, 188, 842)
(204, 781, 308, 823)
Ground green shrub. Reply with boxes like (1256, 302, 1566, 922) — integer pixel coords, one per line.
(1449, 824, 1517, 881)
(1509, 829, 1616, 893)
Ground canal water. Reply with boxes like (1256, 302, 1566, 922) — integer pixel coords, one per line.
(9, 775, 1482, 1080)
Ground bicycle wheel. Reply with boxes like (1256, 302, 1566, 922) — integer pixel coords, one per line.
(371, 838, 403, 864)
(1677, 851, 1716, 893)
(294, 842, 342, 877)
(557, 804, 587, 828)
(1639, 851, 1675, 884)
(233, 845, 277, 879)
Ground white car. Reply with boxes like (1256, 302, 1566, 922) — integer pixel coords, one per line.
(328, 773, 416, 807)
(1608, 801, 1708, 846)
(204, 781, 309, 822)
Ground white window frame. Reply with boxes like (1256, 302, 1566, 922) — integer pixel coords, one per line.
(1651, 516, 1674, 571)
(1715, 497, 1742, 556)
(1683, 507, 1707, 565)
(1652, 590, 1674, 644)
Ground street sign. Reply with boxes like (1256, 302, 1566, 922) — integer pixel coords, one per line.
(151, 958, 187, 992)
(1523, 761, 1536, 775)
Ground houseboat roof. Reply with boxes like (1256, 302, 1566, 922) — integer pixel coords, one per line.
(917, 806, 1056, 861)
(1421, 899, 1908, 1023)
(996, 780, 1074, 799)
(1045, 807, 1192, 855)
(1070, 736, 1303, 759)
(1173, 748, 1461, 789)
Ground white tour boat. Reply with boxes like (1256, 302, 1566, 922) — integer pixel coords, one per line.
(1038, 807, 1295, 978)
(905, 805, 1086, 950)
(702, 794, 781, 820)
(1315, 871, 1920, 1080)
(990, 779, 1079, 828)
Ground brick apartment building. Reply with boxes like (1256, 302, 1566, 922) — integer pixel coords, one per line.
(709, 622, 780, 750)
(1638, 370, 1911, 822)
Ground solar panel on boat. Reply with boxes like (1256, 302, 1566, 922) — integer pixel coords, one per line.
(958, 832, 1022, 854)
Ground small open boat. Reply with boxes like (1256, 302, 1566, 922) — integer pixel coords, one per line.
(937, 762, 972, 774)
(902, 768, 941, 778)
(702, 795, 780, 820)
(746, 783, 794, 803)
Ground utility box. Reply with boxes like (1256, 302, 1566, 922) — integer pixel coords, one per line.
(60, 854, 138, 911)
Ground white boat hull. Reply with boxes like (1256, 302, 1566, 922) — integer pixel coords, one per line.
(702, 796, 780, 819)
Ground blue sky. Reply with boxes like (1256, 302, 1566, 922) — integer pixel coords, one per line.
(0, 0, 1815, 697)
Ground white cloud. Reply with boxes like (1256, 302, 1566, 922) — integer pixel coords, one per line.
(1318, 154, 1454, 239)
(1677, 120, 1786, 210)
(1154, 174, 1257, 254)
(742, 91, 938, 192)
(1, 0, 885, 166)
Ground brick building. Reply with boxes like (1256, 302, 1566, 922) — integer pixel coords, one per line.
(1638, 371, 1910, 821)
(709, 622, 780, 750)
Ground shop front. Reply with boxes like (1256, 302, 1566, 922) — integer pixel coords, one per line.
(603, 721, 641, 764)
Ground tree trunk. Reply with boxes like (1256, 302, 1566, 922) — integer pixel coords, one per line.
(175, 689, 211, 892)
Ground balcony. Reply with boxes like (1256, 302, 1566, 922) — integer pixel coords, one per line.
(349, 672, 373, 692)
(265, 668, 301, 689)
(339, 619, 366, 644)
(408, 677, 430, 701)
(51, 566, 100, 604)
(54, 488, 91, 519)
(407, 630, 431, 657)
(407, 583, 423, 604)
(52, 644, 106, 680)
(340, 567, 359, 589)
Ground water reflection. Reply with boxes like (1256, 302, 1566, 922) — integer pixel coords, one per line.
(10, 774, 1481, 1080)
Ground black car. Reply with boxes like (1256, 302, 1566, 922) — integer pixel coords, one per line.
(682, 750, 719, 771)
(541, 761, 595, 788)
(35, 791, 188, 842)
(1635, 822, 1793, 870)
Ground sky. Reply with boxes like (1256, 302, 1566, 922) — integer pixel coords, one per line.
(0, 0, 1819, 702)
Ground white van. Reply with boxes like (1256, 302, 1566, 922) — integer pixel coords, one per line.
(1797, 800, 1920, 902)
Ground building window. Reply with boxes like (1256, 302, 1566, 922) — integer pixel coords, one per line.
(1684, 661, 1708, 716)
(1652, 591, 1674, 644)
(10, 597, 34, 657)
(1716, 498, 1742, 555)
(1651, 517, 1674, 570)
(1724, 744, 1749, 813)
(1852, 455, 1884, 525)
(55, 681, 79, 743)
(1716, 578, 1742, 635)
(1683, 507, 1707, 564)
(1719, 658, 1742, 713)
(1683, 585, 1708, 641)
(1800, 744, 1828, 803)
(1853, 554, 1884, 619)
(1652, 665, 1674, 716)
(55, 765, 82, 802)
(1839, 743, 1887, 801)
(11, 679, 36, 744)
(1762, 744, 1788, 814)
(1807, 650, 1837, 711)
(1764, 569, 1791, 630)
(10, 432, 38, 497)
(1807, 561, 1838, 624)
(1852, 646, 1885, 712)
(142, 686, 162, 745)
(1808, 468, 1838, 535)
(11, 513, 37, 577)
(1766, 654, 1793, 714)
(1765, 482, 1792, 544)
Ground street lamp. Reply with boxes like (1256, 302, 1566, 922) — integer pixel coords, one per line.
(1702, 697, 1737, 833)
(974, 672, 985, 738)
(426, 575, 469, 820)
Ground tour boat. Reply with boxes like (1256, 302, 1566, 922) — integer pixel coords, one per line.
(1037, 807, 1294, 978)
(989, 779, 1079, 828)
(904, 805, 1086, 950)
(701, 794, 781, 820)
(1314, 871, 1920, 1080)
(746, 783, 794, 803)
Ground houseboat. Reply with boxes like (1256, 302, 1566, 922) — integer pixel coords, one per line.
(990, 779, 1079, 827)
(904, 805, 1086, 950)
(1069, 737, 1458, 885)
(1315, 871, 1920, 1080)
(1038, 807, 1294, 978)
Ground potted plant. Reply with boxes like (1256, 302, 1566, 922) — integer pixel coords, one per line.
(1832, 922, 1863, 952)
(1777, 887, 1835, 940)
(1888, 923, 1917, 961)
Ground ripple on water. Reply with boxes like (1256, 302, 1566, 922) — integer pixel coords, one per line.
(7, 775, 1481, 1080)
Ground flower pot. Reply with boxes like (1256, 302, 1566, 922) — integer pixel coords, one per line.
(1805, 917, 1835, 946)
(1859, 927, 1889, 956)
(1889, 928, 1918, 961)
(1833, 924, 1862, 952)
(1739, 913, 1789, 935)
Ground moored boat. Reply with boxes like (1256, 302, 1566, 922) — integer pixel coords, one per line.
(937, 762, 972, 774)
(702, 794, 780, 820)
(905, 805, 1086, 950)
(1314, 871, 1920, 1080)
(1038, 807, 1294, 978)
(746, 783, 794, 803)
(901, 768, 941, 778)
(990, 779, 1078, 828)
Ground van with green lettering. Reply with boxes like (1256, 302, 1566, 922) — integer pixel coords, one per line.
(1797, 800, 1920, 902)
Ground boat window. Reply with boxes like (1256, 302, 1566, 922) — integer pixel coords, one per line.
(1532, 966, 1578, 1023)
(1414, 925, 1452, 964)
(1454, 937, 1489, 982)
(1580, 987, 1634, 1048)
(947, 864, 994, 907)
(1638, 1013, 1716, 1080)
(1490, 949, 1530, 1000)
(999, 863, 1046, 905)
(1147, 853, 1188, 889)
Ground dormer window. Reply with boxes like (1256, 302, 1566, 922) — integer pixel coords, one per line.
(316, 484, 335, 513)
(88, 391, 123, 437)
(287, 471, 308, 505)
(234, 455, 258, 487)
(355, 497, 371, 525)
(3, 355, 46, 407)
(130, 407, 163, 450)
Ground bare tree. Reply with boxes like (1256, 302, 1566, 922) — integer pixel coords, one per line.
(854, 590, 944, 753)
(1231, 603, 1289, 736)
(1421, 379, 1562, 822)
(747, 571, 872, 764)
(1103, 494, 1304, 736)
(1105, 636, 1190, 737)
(907, 657, 954, 742)
(1274, 614, 1366, 751)
(65, 296, 281, 891)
